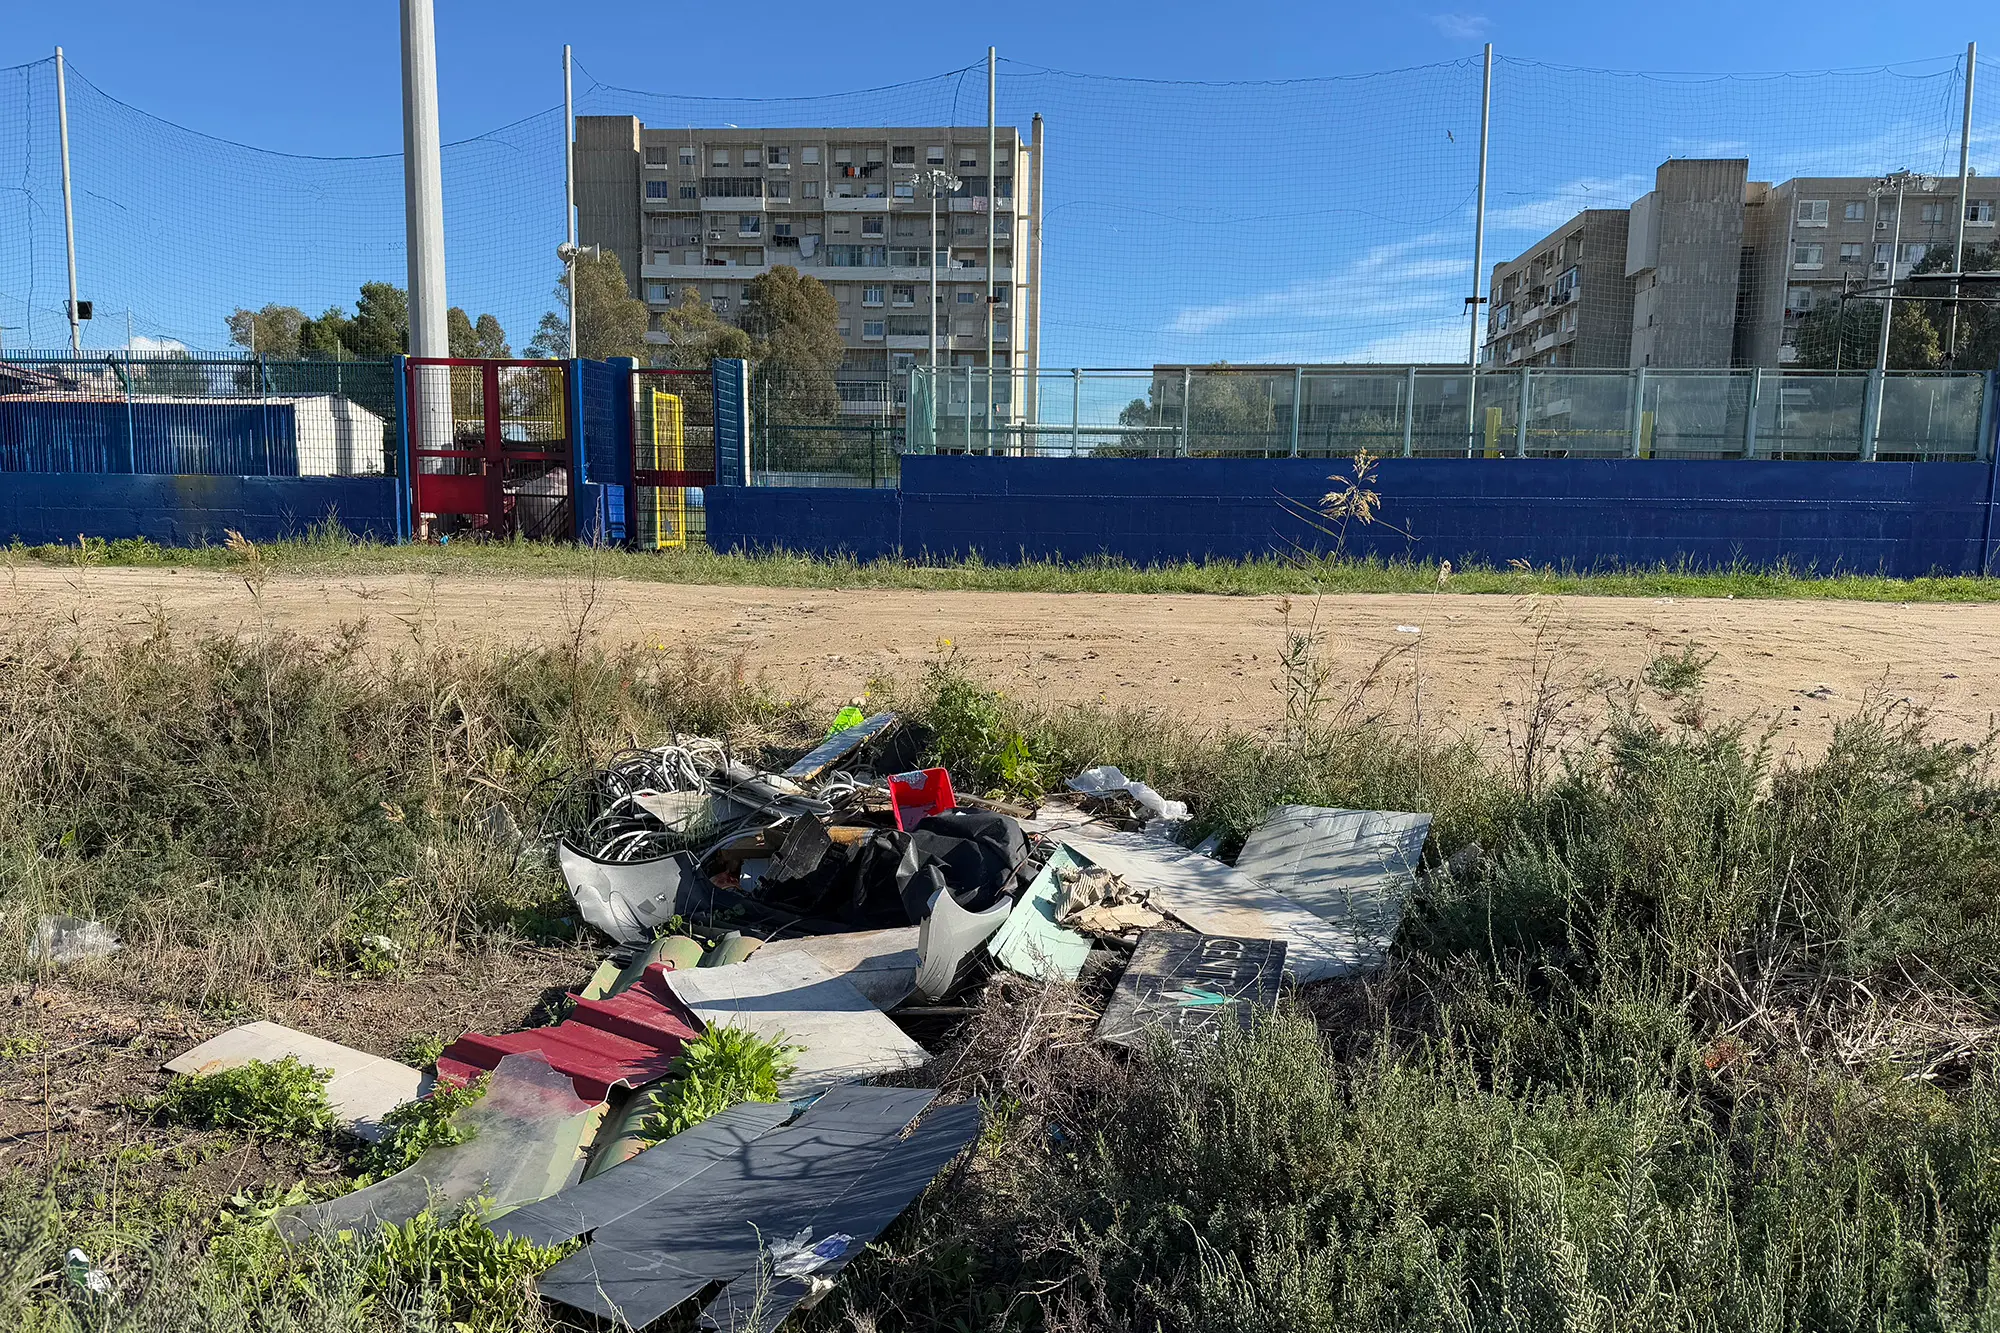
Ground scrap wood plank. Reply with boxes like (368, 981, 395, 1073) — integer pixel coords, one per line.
(166, 1021, 428, 1143)
(1064, 832, 1370, 982)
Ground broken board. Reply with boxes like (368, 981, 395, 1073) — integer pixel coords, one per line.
(1234, 806, 1430, 965)
(662, 952, 930, 1093)
(166, 1021, 428, 1143)
(1064, 832, 1366, 982)
(988, 844, 1093, 982)
(756, 928, 921, 1010)
(1095, 929, 1286, 1051)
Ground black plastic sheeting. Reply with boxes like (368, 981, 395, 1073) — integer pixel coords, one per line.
(531, 1084, 976, 1331)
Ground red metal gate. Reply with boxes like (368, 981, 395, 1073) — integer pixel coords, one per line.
(631, 367, 716, 548)
(406, 358, 574, 540)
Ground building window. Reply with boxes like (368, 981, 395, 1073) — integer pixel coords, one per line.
(893, 352, 915, 372)
(646, 180, 671, 199)
(866, 148, 884, 165)
(802, 146, 820, 164)
(864, 320, 885, 340)
(1970, 199, 1996, 224)
(958, 150, 978, 168)
(711, 297, 730, 313)
(803, 180, 821, 199)
(861, 217, 884, 236)
(680, 146, 696, 165)
(1792, 242, 1824, 269)
(679, 183, 697, 199)
(837, 321, 850, 337)
(956, 290, 976, 304)
(862, 286, 883, 306)
(742, 148, 761, 166)
(767, 146, 789, 166)
(711, 149, 728, 166)
(645, 282, 668, 302)
(834, 148, 853, 165)
(739, 215, 762, 235)
(1919, 202, 1946, 224)
(994, 214, 1012, 235)
(1795, 199, 1829, 226)
(892, 146, 915, 165)
(1843, 200, 1866, 221)
(1786, 286, 1813, 312)
(927, 145, 945, 164)
(1875, 242, 1893, 265)
(1900, 242, 1928, 265)
(645, 147, 670, 165)
(892, 285, 914, 306)
(1839, 242, 1865, 263)
(893, 180, 915, 199)
(769, 181, 791, 200)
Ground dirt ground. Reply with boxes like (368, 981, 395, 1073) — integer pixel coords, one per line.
(5, 564, 1998, 759)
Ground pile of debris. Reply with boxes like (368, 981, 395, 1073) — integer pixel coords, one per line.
(163, 711, 1435, 1331)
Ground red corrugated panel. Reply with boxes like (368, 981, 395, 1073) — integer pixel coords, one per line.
(438, 963, 699, 1103)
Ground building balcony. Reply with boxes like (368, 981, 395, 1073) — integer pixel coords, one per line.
(822, 195, 892, 211)
(700, 195, 766, 212)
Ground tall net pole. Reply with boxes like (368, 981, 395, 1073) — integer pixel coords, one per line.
(564, 44, 577, 361)
(1949, 42, 1976, 367)
(986, 46, 997, 454)
(1465, 42, 1492, 454)
(55, 47, 80, 352)
(399, 0, 448, 360)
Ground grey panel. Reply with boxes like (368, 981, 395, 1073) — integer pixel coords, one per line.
(494, 1100, 792, 1247)
(696, 1103, 982, 1333)
(536, 1242, 711, 1325)
(1233, 805, 1430, 960)
(787, 1084, 937, 1135)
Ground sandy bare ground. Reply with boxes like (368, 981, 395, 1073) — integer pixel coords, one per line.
(3, 563, 1995, 759)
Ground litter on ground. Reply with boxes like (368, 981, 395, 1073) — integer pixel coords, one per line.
(165, 1021, 429, 1143)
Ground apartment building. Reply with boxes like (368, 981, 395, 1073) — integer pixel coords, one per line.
(1484, 157, 1996, 369)
(574, 117, 1043, 417)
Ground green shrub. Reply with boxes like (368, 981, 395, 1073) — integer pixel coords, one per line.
(351, 1077, 488, 1182)
(641, 1025, 798, 1142)
(149, 1056, 336, 1139)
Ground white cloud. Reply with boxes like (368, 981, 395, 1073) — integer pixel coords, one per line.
(1486, 174, 1653, 236)
(128, 335, 188, 355)
(1428, 12, 1491, 42)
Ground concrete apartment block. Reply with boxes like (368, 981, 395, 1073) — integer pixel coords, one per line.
(1483, 157, 1997, 370)
(573, 116, 1043, 418)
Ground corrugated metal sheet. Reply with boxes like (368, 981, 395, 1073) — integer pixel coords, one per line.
(439, 963, 699, 1103)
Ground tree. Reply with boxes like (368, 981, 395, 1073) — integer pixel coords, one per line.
(527, 249, 649, 361)
(226, 304, 306, 358)
(344, 282, 409, 357)
(742, 266, 844, 423)
(448, 307, 511, 358)
(1119, 366, 1282, 453)
(652, 286, 753, 369)
(1793, 242, 2000, 372)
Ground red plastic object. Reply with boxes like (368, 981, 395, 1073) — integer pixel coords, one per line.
(889, 767, 956, 832)
(436, 962, 699, 1103)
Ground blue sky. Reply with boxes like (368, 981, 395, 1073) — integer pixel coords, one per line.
(2, 4, 1995, 366)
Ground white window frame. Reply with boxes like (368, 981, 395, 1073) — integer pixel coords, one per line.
(802, 146, 821, 165)
(679, 146, 696, 165)
(1970, 199, 1996, 225)
(1792, 242, 1824, 269)
(1794, 199, 1829, 227)
(862, 286, 884, 306)
(1843, 200, 1866, 221)
(863, 319, 885, 340)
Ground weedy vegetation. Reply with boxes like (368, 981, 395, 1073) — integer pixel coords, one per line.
(4, 605, 2000, 1330)
(639, 1025, 800, 1143)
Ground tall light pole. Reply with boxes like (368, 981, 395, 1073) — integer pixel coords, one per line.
(984, 46, 996, 453)
(1465, 43, 1493, 455)
(1949, 41, 1976, 366)
(1868, 171, 1937, 456)
(399, 0, 449, 361)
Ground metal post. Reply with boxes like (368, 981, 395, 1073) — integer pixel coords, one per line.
(1402, 366, 1417, 457)
(1628, 366, 1647, 457)
(1289, 367, 1302, 457)
(1179, 367, 1192, 457)
(984, 47, 997, 455)
(400, 0, 449, 359)
(55, 47, 81, 352)
(1071, 367, 1081, 455)
(1870, 181, 1904, 458)
(564, 45, 578, 361)
(964, 364, 973, 452)
(1026, 113, 1045, 427)
(1949, 42, 1976, 366)
(1514, 367, 1530, 456)
(1465, 43, 1493, 455)
(928, 185, 939, 372)
(1744, 366, 1761, 458)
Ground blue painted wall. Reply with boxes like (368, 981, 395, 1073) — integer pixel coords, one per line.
(1, 473, 402, 546)
(709, 456, 2000, 577)
(1, 400, 301, 475)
